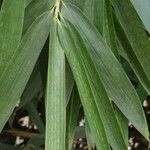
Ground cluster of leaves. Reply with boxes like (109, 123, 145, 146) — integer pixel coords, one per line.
(0, 0, 150, 149)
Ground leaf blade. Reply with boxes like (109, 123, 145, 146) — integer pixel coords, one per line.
(45, 19, 66, 150)
(58, 20, 127, 150)
(130, 0, 150, 34)
(0, 11, 51, 131)
(0, 0, 25, 73)
(61, 3, 148, 139)
(110, 0, 150, 94)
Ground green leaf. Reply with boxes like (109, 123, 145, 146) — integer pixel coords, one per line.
(103, 0, 119, 58)
(114, 16, 150, 95)
(85, 1, 127, 145)
(0, 0, 25, 74)
(66, 86, 81, 150)
(85, 120, 96, 150)
(84, 0, 104, 34)
(103, 1, 128, 145)
(65, 0, 85, 10)
(114, 107, 128, 146)
(110, 0, 150, 94)
(58, 20, 109, 150)
(74, 126, 86, 139)
(0, 11, 51, 132)
(66, 60, 74, 105)
(26, 0, 32, 6)
(23, 0, 50, 33)
(61, 3, 148, 140)
(58, 20, 127, 150)
(136, 83, 147, 103)
(131, 0, 150, 33)
(45, 19, 66, 150)
(19, 65, 42, 109)
(26, 101, 45, 134)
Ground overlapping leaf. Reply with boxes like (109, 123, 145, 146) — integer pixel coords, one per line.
(65, 0, 85, 10)
(131, 0, 150, 33)
(0, 11, 51, 131)
(61, 3, 148, 139)
(66, 86, 81, 150)
(110, 0, 150, 94)
(58, 20, 127, 150)
(84, 0, 104, 34)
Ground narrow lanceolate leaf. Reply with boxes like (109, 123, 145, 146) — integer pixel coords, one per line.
(45, 19, 66, 150)
(85, 0, 127, 144)
(130, 0, 150, 34)
(61, 3, 149, 139)
(110, 0, 150, 94)
(114, 17, 150, 95)
(103, 0, 119, 58)
(84, 0, 104, 34)
(103, 1, 128, 145)
(0, 0, 25, 74)
(58, 21, 109, 150)
(66, 86, 81, 150)
(114, 107, 128, 146)
(0, 11, 51, 131)
(58, 20, 127, 150)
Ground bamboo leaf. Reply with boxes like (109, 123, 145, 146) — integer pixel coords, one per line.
(65, 0, 85, 10)
(45, 19, 66, 150)
(19, 65, 42, 109)
(85, 120, 96, 150)
(84, 0, 128, 145)
(0, 11, 51, 131)
(58, 20, 127, 150)
(136, 83, 147, 103)
(66, 86, 81, 150)
(110, 0, 150, 94)
(23, 0, 51, 33)
(58, 20, 110, 150)
(114, 107, 128, 146)
(26, 0, 32, 7)
(131, 0, 150, 34)
(84, 0, 104, 34)
(61, 3, 148, 139)
(0, 0, 25, 74)
(114, 16, 150, 95)
(66, 61, 74, 105)
(103, 1, 128, 145)
(103, 0, 119, 58)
